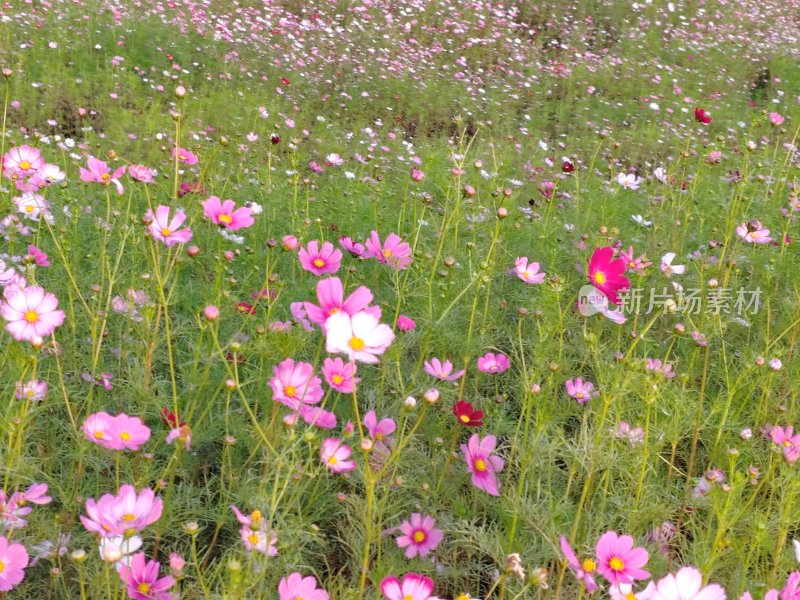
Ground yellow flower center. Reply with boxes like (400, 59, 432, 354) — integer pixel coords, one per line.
(594, 271, 606, 285)
(576, 392, 583, 399)
(349, 337, 365, 351)
(284, 385, 296, 397)
(248, 533, 259, 545)
(328, 456, 337, 465)
(94, 431, 105, 439)
(101, 172, 110, 182)
(120, 432, 131, 441)
(161, 228, 172, 236)
(179, 154, 186, 160)
(251, 510, 262, 524)
(122, 514, 136, 522)
(582, 558, 596, 573)
(412, 530, 426, 543)
(383, 249, 393, 258)
(626, 594, 636, 600)
(474, 459, 487, 472)
(329, 308, 340, 315)
(218, 214, 232, 224)
(455, 595, 471, 600)
(783, 440, 792, 447)
(332, 375, 344, 385)
(313, 258, 325, 268)
(137, 583, 151, 594)
(404, 596, 413, 600)
(460, 415, 470, 423)
(24, 310, 38, 323)
(0, 560, 5, 573)
(25, 205, 34, 212)
(19, 161, 30, 170)
(609, 556, 625, 572)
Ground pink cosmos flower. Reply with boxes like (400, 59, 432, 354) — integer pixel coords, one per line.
(339, 235, 365, 258)
(2, 145, 44, 179)
(736, 220, 772, 244)
(269, 358, 335, 429)
(14, 193, 51, 221)
(118, 552, 176, 600)
(461, 434, 504, 496)
(303, 277, 378, 330)
(587, 247, 630, 305)
(15, 379, 47, 402)
(0, 535, 28, 592)
(620, 246, 653, 273)
(380, 573, 436, 600)
(25, 245, 49, 267)
(321, 438, 356, 473)
(146, 206, 193, 247)
(278, 572, 330, 600)
(165, 424, 192, 450)
(325, 311, 395, 364)
(477, 352, 510, 374)
(617, 173, 642, 190)
(645, 359, 676, 379)
(650, 566, 725, 600)
(79, 156, 126, 195)
(364, 231, 412, 270)
(769, 425, 800, 463)
(230, 506, 278, 556)
(559, 536, 598, 593)
(565, 377, 598, 404)
(201, 196, 254, 230)
(396, 315, 416, 331)
(128, 165, 156, 183)
(770, 112, 785, 126)
(106, 414, 151, 451)
(395, 513, 443, 558)
(595, 531, 650, 585)
(1, 285, 65, 342)
(81, 485, 163, 537)
(83, 411, 116, 448)
(363, 411, 396, 441)
(322, 357, 360, 393)
(173, 147, 198, 165)
(514, 257, 546, 284)
(298, 241, 343, 276)
(423, 357, 465, 381)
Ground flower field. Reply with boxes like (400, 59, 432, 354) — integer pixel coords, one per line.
(1, 0, 800, 598)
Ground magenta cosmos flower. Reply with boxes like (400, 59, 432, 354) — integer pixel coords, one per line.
(79, 156, 126, 195)
(565, 377, 598, 404)
(146, 206, 193, 247)
(514, 257, 546, 284)
(461, 434, 504, 496)
(80, 485, 163, 537)
(325, 311, 395, 364)
(278, 572, 330, 600)
(201, 196, 254, 230)
(595, 531, 650, 586)
(0, 535, 28, 592)
(303, 277, 378, 330)
(298, 241, 343, 276)
(395, 513, 443, 558)
(173, 147, 198, 165)
(381, 573, 436, 600)
(769, 425, 800, 463)
(1, 285, 65, 342)
(424, 357, 465, 381)
(364, 231, 412, 270)
(560, 536, 598, 592)
(270, 358, 335, 429)
(363, 411, 396, 441)
(322, 357, 360, 393)
(339, 235, 365, 258)
(320, 438, 355, 473)
(477, 352, 510, 374)
(2, 145, 44, 178)
(587, 246, 630, 306)
(118, 552, 176, 600)
(650, 566, 725, 600)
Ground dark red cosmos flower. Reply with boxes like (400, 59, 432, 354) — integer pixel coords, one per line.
(453, 401, 484, 427)
(561, 160, 575, 173)
(160, 408, 185, 429)
(280, 77, 290, 86)
(694, 107, 711, 124)
(270, 134, 281, 145)
(236, 302, 256, 315)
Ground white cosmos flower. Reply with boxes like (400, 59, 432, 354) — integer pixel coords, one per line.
(325, 311, 394, 364)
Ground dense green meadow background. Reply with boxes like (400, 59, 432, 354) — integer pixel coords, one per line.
(1, 0, 800, 597)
